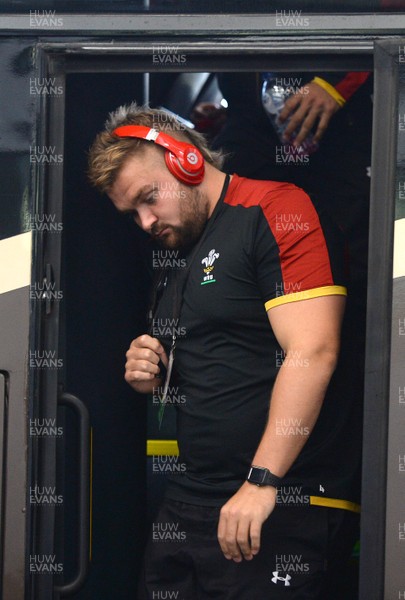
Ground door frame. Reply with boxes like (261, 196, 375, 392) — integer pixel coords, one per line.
(29, 27, 402, 598)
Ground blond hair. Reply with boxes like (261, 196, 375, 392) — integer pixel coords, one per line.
(87, 102, 224, 193)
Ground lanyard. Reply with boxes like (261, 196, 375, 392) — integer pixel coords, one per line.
(154, 174, 231, 426)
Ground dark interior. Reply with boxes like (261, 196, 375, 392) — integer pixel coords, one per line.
(62, 73, 152, 598)
(59, 66, 371, 598)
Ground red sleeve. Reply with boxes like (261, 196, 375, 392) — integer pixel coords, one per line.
(333, 72, 371, 101)
(224, 175, 347, 311)
(256, 187, 347, 311)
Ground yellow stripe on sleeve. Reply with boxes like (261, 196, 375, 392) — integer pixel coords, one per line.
(265, 285, 347, 312)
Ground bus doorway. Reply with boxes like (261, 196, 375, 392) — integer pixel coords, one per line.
(53, 62, 373, 599)
(24, 31, 402, 600)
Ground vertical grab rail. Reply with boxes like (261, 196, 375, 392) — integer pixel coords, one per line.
(54, 392, 90, 597)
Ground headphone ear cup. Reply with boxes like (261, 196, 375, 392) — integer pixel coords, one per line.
(164, 150, 204, 186)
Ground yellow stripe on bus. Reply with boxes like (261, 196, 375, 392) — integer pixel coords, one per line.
(147, 439, 179, 456)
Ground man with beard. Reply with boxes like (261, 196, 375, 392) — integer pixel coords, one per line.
(88, 104, 359, 599)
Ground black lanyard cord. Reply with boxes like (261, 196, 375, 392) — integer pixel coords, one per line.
(152, 173, 230, 425)
(148, 173, 231, 331)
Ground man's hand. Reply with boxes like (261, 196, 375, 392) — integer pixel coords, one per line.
(124, 334, 168, 393)
(279, 81, 341, 146)
(217, 482, 277, 562)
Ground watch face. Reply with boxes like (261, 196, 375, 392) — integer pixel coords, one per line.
(248, 467, 267, 485)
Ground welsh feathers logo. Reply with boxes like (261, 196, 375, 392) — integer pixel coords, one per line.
(201, 249, 220, 285)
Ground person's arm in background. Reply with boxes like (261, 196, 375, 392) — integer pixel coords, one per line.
(279, 72, 371, 146)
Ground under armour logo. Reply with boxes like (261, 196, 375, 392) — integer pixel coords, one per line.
(271, 571, 291, 586)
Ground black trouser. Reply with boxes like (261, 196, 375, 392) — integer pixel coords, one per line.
(138, 499, 359, 600)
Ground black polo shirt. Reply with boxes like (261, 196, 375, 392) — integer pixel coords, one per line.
(153, 175, 355, 507)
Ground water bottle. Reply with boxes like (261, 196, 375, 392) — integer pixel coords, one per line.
(261, 74, 318, 155)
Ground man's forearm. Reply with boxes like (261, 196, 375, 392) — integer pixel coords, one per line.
(251, 346, 338, 478)
(217, 296, 345, 562)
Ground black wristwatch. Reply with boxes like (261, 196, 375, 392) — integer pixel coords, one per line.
(246, 465, 282, 488)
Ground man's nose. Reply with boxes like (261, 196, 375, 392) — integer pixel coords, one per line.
(137, 207, 158, 232)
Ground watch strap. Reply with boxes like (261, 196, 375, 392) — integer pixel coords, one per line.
(247, 465, 283, 488)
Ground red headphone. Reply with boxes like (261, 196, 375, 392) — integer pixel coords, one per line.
(112, 125, 205, 185)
